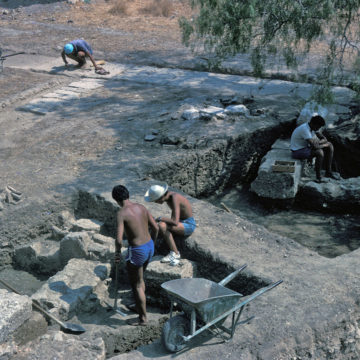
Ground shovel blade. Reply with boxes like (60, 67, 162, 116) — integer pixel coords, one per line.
(62, 322, 86, 334)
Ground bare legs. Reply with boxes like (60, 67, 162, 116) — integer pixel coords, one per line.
(66, 50, 86, 67)
(158, 221, 185, 255)
(126, 261, 147, 324)
(314, 142, 334, 181)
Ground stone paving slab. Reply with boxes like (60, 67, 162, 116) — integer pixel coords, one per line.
(68, 79, 105, 91)
(18, 98, 64, 115)
(8, 55, 354, 107)
(42, 90, 80, 100)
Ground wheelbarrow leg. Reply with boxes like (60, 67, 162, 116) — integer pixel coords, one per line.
(169, 300, 174, 318)
(190, 309, 196, 335)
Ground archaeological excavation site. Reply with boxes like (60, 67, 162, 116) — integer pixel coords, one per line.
(1, 1, 360, 360)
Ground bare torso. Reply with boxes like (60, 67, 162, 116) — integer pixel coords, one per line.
(167, 192, 193, 221)
(120, 202, 151, 247)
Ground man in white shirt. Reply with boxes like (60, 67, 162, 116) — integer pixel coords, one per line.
(290, 115, 336, 183)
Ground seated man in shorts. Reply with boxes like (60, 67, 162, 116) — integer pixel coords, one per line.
(61, 39, 101, 70)
(112, 185, 158, 326)
(290, 114, 338, 183)
(144, 183, 196, 266)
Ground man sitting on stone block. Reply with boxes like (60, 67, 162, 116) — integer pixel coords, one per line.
(112, 185, 158, 326)
(61, 39, 101, 70)
(144, 183, 196, 266)
(290, 114, 339, 183)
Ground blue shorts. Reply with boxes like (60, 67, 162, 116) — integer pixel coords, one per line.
(291, 147, 312, 160)
(181, 217, 196, 237)
(126, 239, 154, 267)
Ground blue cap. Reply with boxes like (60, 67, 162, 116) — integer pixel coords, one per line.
(64, 43, 74, 55)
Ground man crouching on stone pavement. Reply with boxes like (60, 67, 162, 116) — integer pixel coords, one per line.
(144, 183, 196, 266)
(290, 114, 340, 183)
(112, 185, 158, 326)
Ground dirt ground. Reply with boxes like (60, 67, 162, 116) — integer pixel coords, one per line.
(0, 0, 194, 67)
(1, 1, 360, 360)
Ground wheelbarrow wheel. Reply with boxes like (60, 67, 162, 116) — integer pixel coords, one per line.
(162, 315, 189, 353)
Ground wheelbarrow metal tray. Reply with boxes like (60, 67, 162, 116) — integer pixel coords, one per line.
(161, 278, 242, 324)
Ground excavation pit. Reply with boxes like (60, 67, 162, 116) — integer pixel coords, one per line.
(1, 196, 272, 359)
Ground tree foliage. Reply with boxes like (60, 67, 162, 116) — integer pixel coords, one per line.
(179, 0, 360, 103)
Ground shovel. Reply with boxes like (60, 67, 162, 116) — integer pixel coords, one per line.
(113, 262, 127, 317)
(0, 278, 86, 334)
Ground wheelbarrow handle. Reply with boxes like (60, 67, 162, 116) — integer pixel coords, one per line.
(218, 264, 247, 286)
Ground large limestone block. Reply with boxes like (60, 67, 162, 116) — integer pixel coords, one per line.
(12, 311, 48, 346)
(88, 233, 115, 262)
(60, 232, 91, 266)
(145, 256, 197, 307)
(32, 259, 110, 320)
(250, 140, 302, 200)
(70, 218, 103, 232)
(14, 240, 61, 275)
(298, 176, 360, 212)
(13, 331, 106, 360)
(58, 210, 103, 233)
(0, 289, 32, 344)
(58, 210, 76, 229)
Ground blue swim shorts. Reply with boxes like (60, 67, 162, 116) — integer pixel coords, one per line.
(126, 239, 154, 267)
(291, 147, 312, 160)
(181, 217, 196, 237)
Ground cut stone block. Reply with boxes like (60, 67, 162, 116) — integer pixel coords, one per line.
(14, 240, 61, 275)
(0, 289, 32, 344)
(12, 330, 106, 360)
(32, 259, 111, 320)
(88, 234, 115, 262)
(70, 218, 103, 232)
(60, 232, 91, 266)
(145, 256, 198, 307)
(250, 139, 302, 200)
(12, 311, 48, 346)
(50, 225, 69, 241)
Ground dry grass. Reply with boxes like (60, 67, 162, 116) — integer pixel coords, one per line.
(108, 0, 130, 16)
(107, 0, 175, 17)
(139, 0, 174, 17)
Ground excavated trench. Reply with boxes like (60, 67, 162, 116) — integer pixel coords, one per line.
(2, 114, 359, 357)
(145, 124, 360, 259)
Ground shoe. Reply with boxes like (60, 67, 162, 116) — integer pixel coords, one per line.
(169, 258, 180, 266)
(161, 251, 180, 263)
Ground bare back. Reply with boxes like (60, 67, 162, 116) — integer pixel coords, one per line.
(167, 192, 193, 221)
(120, 202, 151, 247)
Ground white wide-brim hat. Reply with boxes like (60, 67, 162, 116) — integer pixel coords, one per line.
(144, 183, 168, 202)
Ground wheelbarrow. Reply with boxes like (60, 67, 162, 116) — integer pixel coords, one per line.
(161, 264, 282, 352)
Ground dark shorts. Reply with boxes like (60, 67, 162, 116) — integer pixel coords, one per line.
(291, 147, 312, 160)
(181, 217, 196, 237)
(126, 239, 154, 267)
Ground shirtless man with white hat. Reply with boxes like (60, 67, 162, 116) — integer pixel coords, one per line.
(144, 184, 196, 266)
